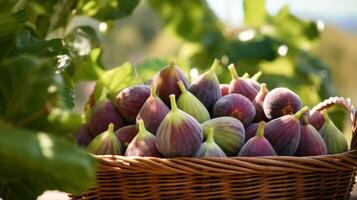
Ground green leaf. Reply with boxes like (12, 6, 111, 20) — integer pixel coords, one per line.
(243, 0, 267, 27)
(0, 127, 97, 199)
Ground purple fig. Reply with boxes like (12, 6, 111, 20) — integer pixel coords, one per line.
(194, 128, 227, 157)
(88, 100, 125, 137)
(136, 85, 170, 134)
(115, 124, 138, 147)
(212, 93, 256, 126)
(252, 83, 269, 122)
(156, 95, 203, 157)
(152, 62, 189, 106)
(228, 64, 259, 101)
(294, 117, 327, 156)
(220, 84, 229, 97)
(264, 106, 309, 155)
(189, 59, 221, 111)
(263, 87, 302, 119)
(75, 124, 94, 147)
(238, 122, 277, 157)
(245, 123, 259, 143)
(125, 119, 161, 157)
(116, 85, 150, 123)
(177, 80, 210, 123)
(308, 110, 325, 131)
(87, 123, 123, 155)
(201, 117, 245, 156)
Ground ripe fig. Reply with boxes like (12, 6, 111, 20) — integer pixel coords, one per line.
(189, 59, 221, 111)
(88, 100, 125, 137)
(228, 64, 259, 101)
(244, 71, 262, 92)
(308, 110, 325, 131)
(294, 117, 327, 156)
(194, 128, 227, 157)
(136, 85, 170, 134)
(125, 119, 161, 157)
(319, 112, 348, 154)
(87, 123, 123, 155)
(75, 124, 94, 147)
(177, 80, 210, 123)
(264, 106, 309, 156)
(152, 62, 189, 106)
(116, 85, 150, 123)
(156, 95, 203, 157)
(238, 121, 277, 157)
(252, 83, 269, 122)
(212, 93, 256, 126)
(245, 123, 259, 143)
(115, 124, 138, 147)
(201, 116, 245, 156)
(220, 84, 229, 97)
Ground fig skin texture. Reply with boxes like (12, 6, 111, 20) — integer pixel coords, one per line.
(228, 64, 259, 101)
(245, 71, 262, 91)
(264, 106, 309, 156)
(152, 62, 189, 106)
(202, 116, 245, 156)
(136, 85, 170, 134)
(177, 80, 210, 123)
(75, 124, 94, 147)
(189, 59, 221, 111)
(88, 100, 125, 138)
(194, 128, 227, 157)
(252, 83, 269, 122)
(115, 124, 138, 148)
(156, 95, 203, 157)
(212, 93, 256, 126)
(87, 123, 123, 155)
(220, 84, 230, 97)
(244, 123, 259, 143)
(116, 85, 150, 123)
(308, 110, 325, 131)
(125, 119, 161, 157)
(263, 87, 302, 119)
(239, 121, 277, 157)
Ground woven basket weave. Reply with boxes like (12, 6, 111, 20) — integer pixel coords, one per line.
(72, 97, 357, 200)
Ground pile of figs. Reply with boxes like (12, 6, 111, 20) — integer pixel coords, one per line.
(76, 60, 349, 157)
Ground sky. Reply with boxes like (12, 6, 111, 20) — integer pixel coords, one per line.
(207, 0, 357, 33)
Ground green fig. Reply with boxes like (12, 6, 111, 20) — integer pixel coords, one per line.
(177, 80, 210, 123)
(319, 112, 348, 154)
(156, 95, 203, 157)
(87, 123, 123, 155)
(194, 128, 227, 157)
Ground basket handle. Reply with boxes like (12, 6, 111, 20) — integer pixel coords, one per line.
(312, 96, 357, 150)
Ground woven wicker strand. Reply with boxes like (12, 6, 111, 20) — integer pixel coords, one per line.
(71, 97, 357, 200)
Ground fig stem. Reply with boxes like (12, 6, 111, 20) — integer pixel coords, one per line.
(177, 80, 187, 93)
(206, 128, 215, 143)
(107, 123, 115, 134)
(150, 84, 157, 97)
(169, 94, 178, 111)
(294, 106, 309, 120)
(252, 71, 262, 81)
(228, 64, 239, 80)
(242, 73, 249, 78)
(256, 121, 266, 138)
(259, 83, 268, 94)
(209, 59, 220, 73)
(138, 119, 146, 134)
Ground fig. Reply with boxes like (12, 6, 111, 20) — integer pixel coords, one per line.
(319, 112, 348, 154)
(136, 85, 170, 134)
(189, 59, 221, 111)
(212, 93, 256, 126)
(88, 100, 125, 137)
(228, 64, 259, 101)
(244, 123, 259, 143)
(75, 124, 94, 147)
(201, 117, 245, 156)
(294, 117, 327, 156)
(220, 84, 229, 97)
(308, 110, 325, 131)
(125, 119, 161, 157)
(263, 87, 302, 119)
(177, 80, 210, 123)
(87, 123, 123, 155)
(244, 71, 262, 92)
(264, 106, 309, 156)
(194, 128, 227, 157)
(252, 83, 269, 122)
(152, 62, 189, 106)
(116, 85, 150, 123)
(115, 124, 138, 147)
(156, 94, 203, 157)
(238, 121, 277, 157)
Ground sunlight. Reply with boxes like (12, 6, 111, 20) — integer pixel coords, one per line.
(37, 133, 54, 159)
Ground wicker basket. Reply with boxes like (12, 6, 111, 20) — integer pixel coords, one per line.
(71, 97, 357, 200)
